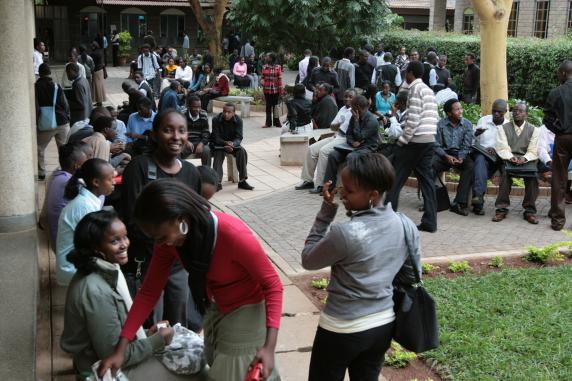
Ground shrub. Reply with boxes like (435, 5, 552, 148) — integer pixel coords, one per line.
(422, 263, 436, 274)
(449, 260, 472, 273)
(379, 31, 572, 106)
(489, 256, 504, 268)
(118, 31, 132, 58)
(310, 277, 329, 290)
(385, 341, 417, 368)
(525, 244, 565, 264)
(512, 177, 525, 187)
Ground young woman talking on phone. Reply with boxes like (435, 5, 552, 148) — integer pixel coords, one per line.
(302, 153, 419, 381)
(99, 178, 283, 381)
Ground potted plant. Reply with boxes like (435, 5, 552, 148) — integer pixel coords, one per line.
(117, 31, 132, 66)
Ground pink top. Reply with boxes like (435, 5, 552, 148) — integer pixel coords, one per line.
(120, 211, 283, 340)
(233, 62, 248, 77)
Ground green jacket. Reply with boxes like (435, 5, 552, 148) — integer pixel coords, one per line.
(60, 259, 165, 374)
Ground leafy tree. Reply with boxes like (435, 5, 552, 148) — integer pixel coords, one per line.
(189, 0, 229, 56)
(227, 0, 389, 55)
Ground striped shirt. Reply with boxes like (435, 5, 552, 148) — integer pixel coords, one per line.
(261, 64, 283, 95)
(399, 78, 438, 145)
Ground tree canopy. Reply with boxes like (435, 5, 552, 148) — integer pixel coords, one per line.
(227, 0, 389, 55)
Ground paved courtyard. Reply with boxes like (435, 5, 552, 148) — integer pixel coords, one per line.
(38, 65, 569, 380)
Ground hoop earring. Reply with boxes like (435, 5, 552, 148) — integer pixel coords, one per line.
(369, 199, 373, 209)
(179, 221, 189, 235)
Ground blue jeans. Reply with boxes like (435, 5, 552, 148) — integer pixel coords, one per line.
(472, 152, 499, 201)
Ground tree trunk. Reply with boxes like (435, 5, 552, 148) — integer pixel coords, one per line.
(189, 0, 228, 57)
(472, 0, 513, 115)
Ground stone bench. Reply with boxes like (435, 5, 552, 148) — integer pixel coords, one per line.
(208, 95, 254, 118)
(279, 131, 333, 166)
(185, 153, 238, 183)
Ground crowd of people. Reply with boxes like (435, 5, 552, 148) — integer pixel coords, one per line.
(32, 28, 572, 380)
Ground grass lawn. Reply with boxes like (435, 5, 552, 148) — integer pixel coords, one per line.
(423, 265, 572, 380)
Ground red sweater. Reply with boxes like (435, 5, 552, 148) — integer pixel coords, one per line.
(120, 211, 283, 340)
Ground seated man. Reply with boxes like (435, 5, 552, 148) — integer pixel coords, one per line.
(322, 94, 381, 188)
(133, 70, 156, 111)
(183, 95, 211, 166)
(295, 89, 356, 194)
(39, 142, 88, 248)
(382, 89, 409, 159)
(175, 58, 193, 88)
(471, 99, 508, 215)
(158, 80, 184, 113)
(492, 102, 540, 224)
(200, 67, 230, 111)
(286, 83, 313, 134)
(433, 98, 475, 216)
(312, 83, 339, 130)
(211, 103, 254, 191)
(538, 124, 554, 180)
(127, 97, 156, 146)
(83, 116, 131, 174)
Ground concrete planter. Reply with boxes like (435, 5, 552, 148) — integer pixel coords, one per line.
(212, 99, 266, 113)
(405, 177, 551, 198)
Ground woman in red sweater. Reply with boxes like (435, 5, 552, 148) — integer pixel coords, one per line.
(99, 178, 283, 380)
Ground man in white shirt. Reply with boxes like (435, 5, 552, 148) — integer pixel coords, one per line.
(472, 99, 508, 215)
(34, 40, 45, 77)
(371, 52, 402, 92)
(295, 89, 357, 193)
(492, 102, 540, 224)
(137, 44, 160, 84)
(175, 58, 193, 88)
(298, 49, 312, 83)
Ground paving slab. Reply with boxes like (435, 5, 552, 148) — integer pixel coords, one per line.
(276, 351, 311, 381)
(282, 285, 319, 315)
(277, 314, 319, 353)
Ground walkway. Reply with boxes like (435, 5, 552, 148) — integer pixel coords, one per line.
(38, 65, 567, 380)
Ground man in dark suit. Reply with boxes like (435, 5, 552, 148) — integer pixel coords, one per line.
(66, 63, 92, 125)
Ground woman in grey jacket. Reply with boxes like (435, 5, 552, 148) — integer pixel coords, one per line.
(302, 152, 419, 381)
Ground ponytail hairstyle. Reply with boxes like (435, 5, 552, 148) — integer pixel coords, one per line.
(133, 178, 213, 314)
(64, 158, 110, 200)
(66, 210, 119, 274)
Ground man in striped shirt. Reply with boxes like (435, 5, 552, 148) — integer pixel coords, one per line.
(385, 61, 439, 232)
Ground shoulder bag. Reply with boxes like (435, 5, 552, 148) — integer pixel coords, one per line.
(38, 83, 59, 131)
(392, 214, 440, 353)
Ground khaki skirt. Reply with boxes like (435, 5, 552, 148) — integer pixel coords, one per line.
(204, 302, 281, 381)
(92, 69, 107, 103)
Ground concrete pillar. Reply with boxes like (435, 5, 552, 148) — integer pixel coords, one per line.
(429, 0, 448, 31)
(0, 0, 37, 233)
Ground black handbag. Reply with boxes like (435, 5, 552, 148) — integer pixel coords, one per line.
(435, 176, 451, 212)
(392, 217, 440, 353)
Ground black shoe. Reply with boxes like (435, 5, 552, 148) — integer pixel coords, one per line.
(450, 203, 469, 216)
(472, 207, 485, 216)
(38, 174, 46, 181)
(417, 223, 437, 233)
(295, 181, 314, 190)
(238, 180, 254, 190)
(309, 186, 323, 194)
(217, 183, 222, 191)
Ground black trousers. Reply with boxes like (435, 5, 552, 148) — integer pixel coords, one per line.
(495, 165, 539, 216)
(212, 147, 248, 184)
(308, 322, 394, 381)
(264, 93, 280, 126)
(386, 142, 437, 230)
(324, 149, 373, 186)
(200, 91, 220, 111)
(432, 154, 474, 206)
(112, 44, 119, 66)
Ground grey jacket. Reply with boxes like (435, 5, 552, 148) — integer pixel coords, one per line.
(302, 201, 420, 320)
(61, 259, 165, 374)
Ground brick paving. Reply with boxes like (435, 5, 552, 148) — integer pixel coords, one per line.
(229, 186, 569, 274)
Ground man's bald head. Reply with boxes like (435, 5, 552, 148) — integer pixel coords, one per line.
(491, 99, 508, 125)
(558, 60, 572, 83)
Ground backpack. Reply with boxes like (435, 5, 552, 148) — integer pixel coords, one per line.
(38, 84, 59, 131)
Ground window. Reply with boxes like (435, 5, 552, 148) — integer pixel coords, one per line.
(507, 1, 519, 37)
(533, 0, 550, 38)
(121, 8, 147, 45)
(463, 8, 475, 34)
(160, 13, 185, 46)
(568, 1, 572, 30)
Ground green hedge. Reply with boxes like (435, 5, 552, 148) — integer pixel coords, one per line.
(379, 31, 572, 106)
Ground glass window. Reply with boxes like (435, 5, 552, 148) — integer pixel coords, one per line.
(463, 8, 475, 34)
(508, 1, 519, 37)
(160, 15, 185, 46)
(534, 0, 550, 38)
(121, 13, 146, 45)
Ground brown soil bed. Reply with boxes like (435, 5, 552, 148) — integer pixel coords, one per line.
(291, 254, 572, 381)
